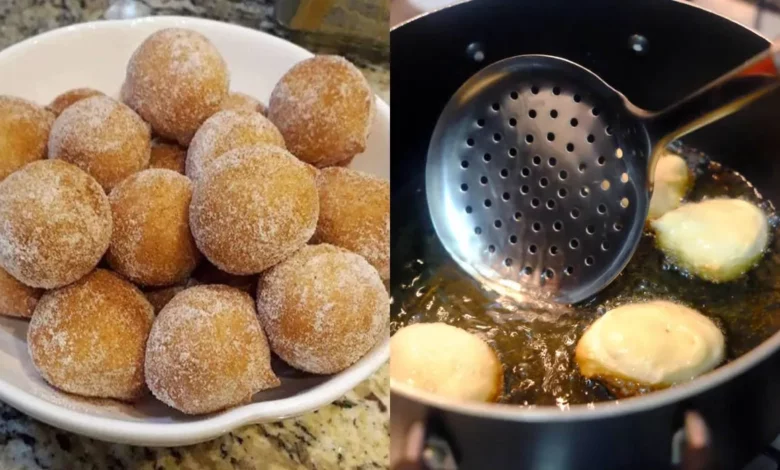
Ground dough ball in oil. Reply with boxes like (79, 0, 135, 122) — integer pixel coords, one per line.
(651, 198, 769, 282)
(390, 322, 503, 402)
(648, 152, 692, 221)
(575, 300, 724, 396)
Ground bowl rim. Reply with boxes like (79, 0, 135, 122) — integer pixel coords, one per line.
(0, 15, 390, 446)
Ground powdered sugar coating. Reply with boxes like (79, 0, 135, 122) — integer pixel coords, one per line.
(149, 139, 186, 174)
(145, 284, 280, 414)
(0, 160, 111, 288)
(47, 88, 105, 116)
(27, 269, 154, 401)
(313, 167, 389, 280)
(0, 265, 42, 318)
(189, 144, 319, 275)
(220, 92, 267, 115)
(256, 244, 388, 374)
(185, 110, 285, 181)
(268, 55, 375, 168)
(0, 95, 55, 181)
(48, 95, 151, 191)
(124, 28, 229, 146)
(108, 169, 201, 286)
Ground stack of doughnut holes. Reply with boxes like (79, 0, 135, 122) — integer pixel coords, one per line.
(0, 28, 389, 415)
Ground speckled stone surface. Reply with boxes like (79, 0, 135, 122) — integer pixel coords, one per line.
(0, 1, 389, 469)
(0, 365, 389, 470)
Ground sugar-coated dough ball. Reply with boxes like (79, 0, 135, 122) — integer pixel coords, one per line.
(0, 96, 55, 181)
(256, 244, 387, 374)
(145, 285, 280, 414)
(313, 167, 389, 280)
(190, 144, 319, 275)
(47, 88, 105, 116)
(390, 323, 503, 402)
(124, 28, 229, 145)
(575, 300, 725, 396)
(108, 169, 201, 286)
(0, 266, 42, 318)
(648, 152, 692, 220)
(28, 270, 154, 401)
(0, 160, 111, 288)
(220, 92, 267, 115)
(185, 110, 285, 180)
(48, 95, 151, 191)
(149, 140, 186, 174)
(269, 55, 375, 168)
(651, 198, 769, 282)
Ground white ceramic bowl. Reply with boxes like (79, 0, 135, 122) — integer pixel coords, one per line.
(0, 16, 390, 446)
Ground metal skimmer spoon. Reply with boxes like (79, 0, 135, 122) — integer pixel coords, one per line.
(426, 41, 780, 304)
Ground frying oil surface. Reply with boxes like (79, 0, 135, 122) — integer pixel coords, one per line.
(391, 148, 780, 407)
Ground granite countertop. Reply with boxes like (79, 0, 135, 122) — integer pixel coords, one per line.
(0, 1, 389, 469)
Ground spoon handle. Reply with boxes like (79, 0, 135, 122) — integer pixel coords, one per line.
(646, 40, 780, 167)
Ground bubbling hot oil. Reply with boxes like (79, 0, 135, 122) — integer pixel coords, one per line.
(391, 148, 780, 408)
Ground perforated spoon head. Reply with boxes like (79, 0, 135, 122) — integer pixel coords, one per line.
(426, 47, 780, 303)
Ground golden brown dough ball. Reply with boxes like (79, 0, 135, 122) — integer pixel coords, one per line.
(191, 261, 256, 297)
(145, 285, 280, 414)
(256, 244, 388, 374)
(190, 144, 318, 275)
(48, 95, 151, 191)
(108, 169, 200, 286)
(47, 88, 105, 116)
(0, 160, 111, 288)
(0, 266, 43, 319)
(124, 28, 229, 146)
(220, 92, 267, 115)
(149, 140, 186, 174)
(268, 55, 375, 168)
(314, 167, 389, 280)
(185, 110, 285, 181)
(0, 96, 55, 181)
(28, 269, 154, 401)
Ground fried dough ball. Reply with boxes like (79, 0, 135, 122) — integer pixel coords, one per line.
(256, 244, 387, 374)
(0, 160, 111, 288)
(48, 95, 151, 191)
(190, 144, 318, 275)
(47, 88, 105, 116)
(0, 96, 55, 181)
(28, 269, 154, 401)
(124, 28, 229, 145)
(149, 140, 186, 174)
(313, 167, 389, 279)
(185, 110, 285, 181)
(220, 92, 266, 115)
(268, 55, 375, 168)
(391, 323, 503, 402)
(651, 198, 769, 282)
(648, 152, 692, 221)
(145, 285, 280, 414)
(108, 169, 200, 286)
(0, 266, 43, 318)
(575, 301, 725, 396)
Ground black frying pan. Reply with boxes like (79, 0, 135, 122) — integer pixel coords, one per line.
(391, 1, 780, 468)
